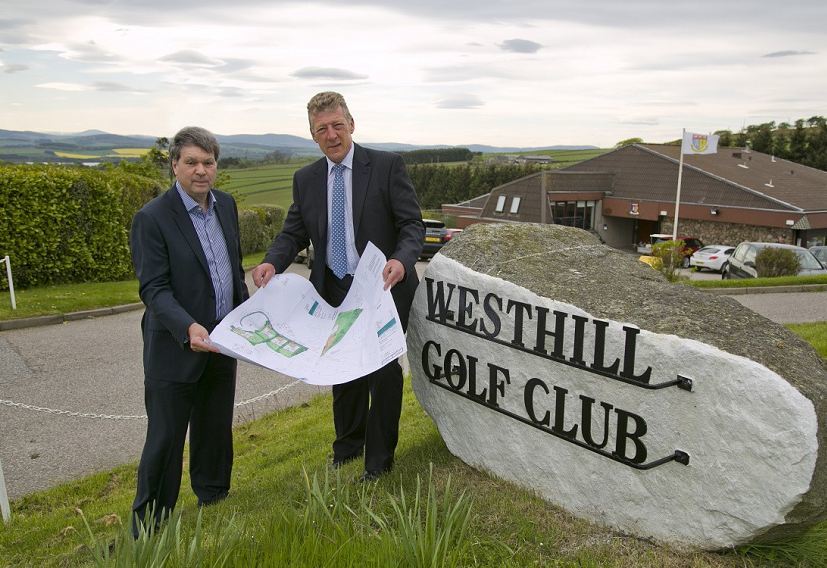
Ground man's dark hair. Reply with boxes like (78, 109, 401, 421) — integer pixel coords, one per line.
(169, 126, 220, 164)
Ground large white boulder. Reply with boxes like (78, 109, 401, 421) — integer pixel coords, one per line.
(407, 223, 827, 550)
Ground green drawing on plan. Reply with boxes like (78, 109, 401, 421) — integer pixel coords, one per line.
(321, 308, 363, 355)
(230, 311, 308, 358)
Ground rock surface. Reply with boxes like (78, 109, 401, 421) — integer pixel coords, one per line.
(407, 223, 827, 549)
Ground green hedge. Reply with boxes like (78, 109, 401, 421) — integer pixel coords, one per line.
(238, 205, 286, 256)
(0, 164, 285, 290)
(0, 164, 162, 289)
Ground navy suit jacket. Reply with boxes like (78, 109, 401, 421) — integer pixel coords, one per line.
(130, 186, 249, 383)
(264, 144, 424, 326)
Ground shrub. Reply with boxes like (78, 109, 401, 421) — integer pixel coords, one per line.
(651, 239, 686, 282)
(238, 205, 285, 256)
(756, 247, 800, 277)
(0, 164, 162, 289)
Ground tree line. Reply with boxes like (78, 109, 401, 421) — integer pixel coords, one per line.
(714, 116, 827, 170)
(410, 163, 544, 210)
(397, 147, 478, 165)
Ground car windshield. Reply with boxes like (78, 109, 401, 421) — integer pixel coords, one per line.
(796, 251, 824, 269)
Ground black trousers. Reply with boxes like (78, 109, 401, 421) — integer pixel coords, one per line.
(131, 352, 236, 537)
(325, 267, 403, 472)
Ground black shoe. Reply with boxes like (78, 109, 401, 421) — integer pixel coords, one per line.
(197, 492, 228, 507)
(359, 469, 389, 482)
(331, 453, 362, 469)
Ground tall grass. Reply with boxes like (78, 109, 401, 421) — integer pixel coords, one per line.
(77, 467, 479, 567)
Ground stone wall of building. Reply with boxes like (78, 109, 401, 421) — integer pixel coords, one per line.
(660, 219, 792, 246)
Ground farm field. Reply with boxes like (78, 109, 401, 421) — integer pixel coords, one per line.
(220, 159, 314, 209)
(220, 149, 607, 209)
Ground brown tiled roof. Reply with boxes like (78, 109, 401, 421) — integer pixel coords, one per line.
(565, 144, 827, 212)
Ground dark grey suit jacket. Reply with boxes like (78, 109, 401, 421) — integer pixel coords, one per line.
(264, 143, 424, 325)
(130, 186, 249, 383)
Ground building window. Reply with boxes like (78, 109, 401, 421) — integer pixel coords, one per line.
(495, 195, 506, 213)
(509, 197, 521, 213)
(550, 199, 595, 230)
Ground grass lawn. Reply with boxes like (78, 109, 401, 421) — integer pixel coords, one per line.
(688, 274, 827, 289)
(787, 322, 827, 358)
(0, 252, 267, 321)
(4, 380, 817, 567)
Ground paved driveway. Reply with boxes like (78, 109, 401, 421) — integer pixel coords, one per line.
(0, 262, 326, 500)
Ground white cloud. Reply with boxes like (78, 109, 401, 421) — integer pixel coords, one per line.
(1, 1, 825, 147)
(291, 67, 369, 80)
(436, 94, 485, 109)
(499, 39, 542, 53)
(36, 82, 90, 91)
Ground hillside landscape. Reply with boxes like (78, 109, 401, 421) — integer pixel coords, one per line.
(0, 128, 597, 164)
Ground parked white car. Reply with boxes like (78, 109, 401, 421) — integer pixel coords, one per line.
(689, 245, 735, 273)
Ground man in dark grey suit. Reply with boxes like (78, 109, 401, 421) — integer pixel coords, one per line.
(129, 127, 248, 536)
(252, 92, 424, 481)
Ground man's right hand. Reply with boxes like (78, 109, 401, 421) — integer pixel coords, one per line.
(252, 262, 276, 288)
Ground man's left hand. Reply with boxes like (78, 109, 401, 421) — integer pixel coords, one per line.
(382, 259, 406, 290)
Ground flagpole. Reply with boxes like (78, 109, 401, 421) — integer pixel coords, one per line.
(673, 128, 685, 241)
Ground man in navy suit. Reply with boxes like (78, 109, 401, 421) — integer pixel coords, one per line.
(252, 92, 424, 481)
(129, 126, 249, 536)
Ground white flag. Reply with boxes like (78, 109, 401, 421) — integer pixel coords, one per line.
(681, 131, 719, 155)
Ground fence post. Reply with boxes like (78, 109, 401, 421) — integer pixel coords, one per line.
(1, 255, 15, 310)
(0, 456, 9, 523)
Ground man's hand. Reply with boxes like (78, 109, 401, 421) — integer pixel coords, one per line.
(252, 262, 276, 288)
(382, 259, 406, 290)
(188, 322, 219, 353)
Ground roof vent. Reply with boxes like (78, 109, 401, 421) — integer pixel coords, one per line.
(732, 151, 742, 159)
(765, 179, 774, 188)
(738, 163, 749, 169)
(771, 155, 777, 162)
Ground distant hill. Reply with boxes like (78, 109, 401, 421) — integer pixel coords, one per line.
(0, 128, 597, 164)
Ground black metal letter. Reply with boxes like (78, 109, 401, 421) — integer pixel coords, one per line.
(534, 307, 568, 359)
(524, 378, 550, 426)
(620, 325, 652, 383)
(424, 277, 455, 323)
(480, 292, 503, 339)
(613, 408, 648, 464)
(506, 299, 533, 348)
(486, 363, 511, 408)
(579, 395, 613, 449)
(456, 286, 480, 332)
(443, 349, 467, 391)
(590, 319, 620, 375)
(552, 386, 579, 439)
(421, 340, 442, 382)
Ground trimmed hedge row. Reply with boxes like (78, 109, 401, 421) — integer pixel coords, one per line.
(0, 164, 285, 289)
(238, 206, 286, 257)
(0, 164, 162, 288)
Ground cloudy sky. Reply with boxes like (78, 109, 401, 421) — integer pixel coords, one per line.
(1, 1, 825, 148)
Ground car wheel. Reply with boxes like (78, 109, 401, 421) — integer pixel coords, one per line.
(719, 262, 728, 274)
(682, 256, 690, 269)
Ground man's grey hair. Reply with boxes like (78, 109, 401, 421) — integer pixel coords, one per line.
(169, 126, 220, 163)
(306, 91, 353, 130)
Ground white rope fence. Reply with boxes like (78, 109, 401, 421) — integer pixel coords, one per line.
(0, 379, 302, 420)
(0, 379, 302, 522)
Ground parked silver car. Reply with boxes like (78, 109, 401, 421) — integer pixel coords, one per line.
(723, 242, 827, 279)
(810, 245, 827, 266)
